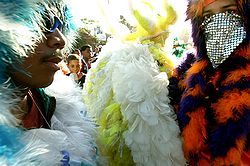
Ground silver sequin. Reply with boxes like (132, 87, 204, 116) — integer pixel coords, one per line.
(202, 12, 246, 68)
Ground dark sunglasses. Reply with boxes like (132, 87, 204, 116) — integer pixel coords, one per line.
(44, 15, 63, 33)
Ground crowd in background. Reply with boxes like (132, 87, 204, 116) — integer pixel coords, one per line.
(59, 44, 102, 88)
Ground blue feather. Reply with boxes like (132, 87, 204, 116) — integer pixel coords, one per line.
(64, 6, 77, 32)
(178, 95, 205, 129)
(220, 81, 250, 93)
(0, 125, 24, 161)
(0, 0, 33, 24)
(0, 43, 20, 84)
(187, 73, 206, 91)
(178, 72, 207, 129)
(209, 109, 250, 157)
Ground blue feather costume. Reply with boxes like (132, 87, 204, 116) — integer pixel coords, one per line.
(0, 0, 98, 165)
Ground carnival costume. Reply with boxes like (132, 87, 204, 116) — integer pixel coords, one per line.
(0, 0, 97, 165)
(177, 0, 250, 165)
(83, 0, 186, 165)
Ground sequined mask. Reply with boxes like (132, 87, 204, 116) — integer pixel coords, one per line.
(202, 12, 246, 68)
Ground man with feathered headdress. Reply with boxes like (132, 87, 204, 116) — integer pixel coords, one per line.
(178, 0, 250, 165)
(0, 0, 97, 165)
(83, 0, 186, 165)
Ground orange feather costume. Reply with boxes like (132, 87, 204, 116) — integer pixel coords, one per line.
(176, 0, 250, 165)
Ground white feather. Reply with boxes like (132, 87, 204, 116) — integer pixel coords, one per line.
(45, 71, 98, 165)
(84, 39, 186, 166)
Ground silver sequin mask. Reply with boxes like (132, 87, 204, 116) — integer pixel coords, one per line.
(202, 12, 246, 68)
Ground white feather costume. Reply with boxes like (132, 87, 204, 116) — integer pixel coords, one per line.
(0, 72, 97, 165)
(84, 34, 186, 166)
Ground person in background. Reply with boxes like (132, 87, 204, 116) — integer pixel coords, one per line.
(80, 45, 92, 73)
(66, 54, 86, 88)
(178, 0, 250, 165)
(91, 46, 102, 63)
(0, 0, 97, 165)
(72, 49, 81, 56)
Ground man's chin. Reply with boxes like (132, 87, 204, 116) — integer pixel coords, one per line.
(30, 77, 54, 88)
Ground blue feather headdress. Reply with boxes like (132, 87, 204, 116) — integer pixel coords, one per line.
(0, 0, 77, 83)
(0, 0, 78, 164)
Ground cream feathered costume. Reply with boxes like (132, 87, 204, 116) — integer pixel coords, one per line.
(0, 0, 97, 165)
(83, 0, 186, 165)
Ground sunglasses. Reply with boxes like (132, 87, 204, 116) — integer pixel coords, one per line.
(44, 15, 63, 33)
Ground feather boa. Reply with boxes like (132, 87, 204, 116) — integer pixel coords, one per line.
(83, 39, 186, 166)
(44, 72, 98, 165)
(168, 52, 196, 112)
(181, 0, 250, 164)
(0, 72, 98, 165)
(179, 41, 250, 165)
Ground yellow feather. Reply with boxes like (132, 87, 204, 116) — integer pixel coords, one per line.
(98, 103, 135, 165)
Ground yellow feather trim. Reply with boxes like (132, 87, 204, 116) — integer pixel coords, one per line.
(98, 103, 135, 166)
(143, 40, 174, 77)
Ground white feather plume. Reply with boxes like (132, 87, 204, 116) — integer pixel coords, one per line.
(84, 39, 186, 165)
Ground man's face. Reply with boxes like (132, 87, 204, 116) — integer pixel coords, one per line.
(201, 0, 245, 68)
(10, 29, 66, 88)
(203, 0, 238, 18)
(81, 48, 92, 61)
(67, 60, 80, 74)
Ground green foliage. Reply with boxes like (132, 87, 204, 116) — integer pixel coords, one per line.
(73, 18, 108, 50)
(119, 15, 135, 32)
(74, 28, 98, 49)
(172, 37, 187, 58)
(73, 16, 135, 51)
